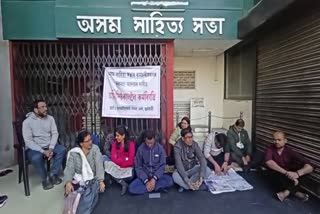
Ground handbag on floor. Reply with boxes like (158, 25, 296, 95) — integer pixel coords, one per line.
(63, 191, 81, 214)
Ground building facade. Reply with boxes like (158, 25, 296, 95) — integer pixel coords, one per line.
(1, 1, 256, 167)
(239, 0, 320, 196)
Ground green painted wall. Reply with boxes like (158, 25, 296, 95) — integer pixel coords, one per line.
(1, 1, 55, 40)
(1, 0, 249, 40)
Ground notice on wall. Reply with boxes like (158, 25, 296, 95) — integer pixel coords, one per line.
(102, 66, 161, 118)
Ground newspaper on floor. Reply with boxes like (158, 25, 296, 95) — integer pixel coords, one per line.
(104, 161, 133, 179)
(205, 168, 253, 194)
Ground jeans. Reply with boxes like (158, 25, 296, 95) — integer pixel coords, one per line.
(26, 144, 66, 181)
(172, 165, 211, 190)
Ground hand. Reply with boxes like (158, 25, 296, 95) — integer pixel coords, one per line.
(196, 177, 203, 189)
(214, 164, 222, 176)
(149, 178, 156, 191)
(286, 171, 299, 180)
(245, 155, 251, 163)
(48, 149, 53, 160)
(221, 162, 229, 174)
(187, 182, 196, 191)
(146, 181, 154, 192)
(242, 157, 248, 166)
(65, 182, 74, 195)
(43, 150, 52, 159)
(99, 181, 106, 192)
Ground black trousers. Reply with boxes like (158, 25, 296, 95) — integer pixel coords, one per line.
(206, 152, 225, 169)
(268, 171, 300, 194)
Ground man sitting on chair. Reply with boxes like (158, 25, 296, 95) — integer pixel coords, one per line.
(22, 99, 66, 190)
(265, 131, 314, 202)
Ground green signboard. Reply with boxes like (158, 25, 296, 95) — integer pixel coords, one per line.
(1, 0, 249, 40)
(56, 7, 242, 39)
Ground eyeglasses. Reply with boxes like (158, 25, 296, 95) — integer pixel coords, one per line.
(184, 135, 193, 139)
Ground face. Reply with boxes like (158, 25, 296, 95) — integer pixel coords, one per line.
(34, 101, 48, 117)
(273, 132, 287, 149)
(234, 125, 243, 133)
(215, 142, 222, 149)
(145, 138, 155, 148)
(182, 133, 193, 146)
(181, 120, 189, 129)
(80, 134, 93, 150)
(115, 132, 125, 143)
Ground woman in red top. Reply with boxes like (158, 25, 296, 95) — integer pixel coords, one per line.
(104, 126, 135, 195)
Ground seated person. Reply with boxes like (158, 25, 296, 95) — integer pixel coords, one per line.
(22, 99, 66, 190)
(169, 117, 191, 145)
(265, 131, 314, 202)
(104, 126, 135, 196)
(173, 128, 208, 192)
(136, 130, 175, 168)
(64, 130, 105, 212)
(227, 119, 252, 171)
(129, 130, 173, 194)
(203, 132, 230, 175)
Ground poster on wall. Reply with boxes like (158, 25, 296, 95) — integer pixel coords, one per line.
(102, 66, 161, 118)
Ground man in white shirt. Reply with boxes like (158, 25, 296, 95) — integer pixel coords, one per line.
(203, 133, 230, 175)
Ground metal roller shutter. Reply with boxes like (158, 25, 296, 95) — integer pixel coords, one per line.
(255, 8, 320, 195)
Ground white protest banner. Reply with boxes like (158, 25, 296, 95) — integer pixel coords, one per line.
(102, 66, 161, 118)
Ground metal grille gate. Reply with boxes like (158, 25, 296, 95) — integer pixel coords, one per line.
(12, 41, 168, 149)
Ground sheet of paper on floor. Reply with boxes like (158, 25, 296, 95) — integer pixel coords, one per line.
(205, 168, 253, 194)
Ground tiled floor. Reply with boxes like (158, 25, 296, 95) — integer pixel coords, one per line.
(0, 166, 63, 214)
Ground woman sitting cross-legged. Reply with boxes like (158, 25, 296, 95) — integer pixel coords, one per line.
(64, 130, 105, 214)
(104, 126, 135, 196)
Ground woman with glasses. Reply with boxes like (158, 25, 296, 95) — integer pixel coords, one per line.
(64, 130, 105, 214)
(169, 117, 191, 146)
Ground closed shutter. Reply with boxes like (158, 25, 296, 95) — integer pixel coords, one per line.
(255, 7, 320, 195)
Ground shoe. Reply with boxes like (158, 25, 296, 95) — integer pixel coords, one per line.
(178, 187, 185, 193)
(42, 178, 54, 190)
(0, 195, 8, 208)
(50, 175, 62, 185)
(0, 168, 13, 177)
(119, 180, 128, 196)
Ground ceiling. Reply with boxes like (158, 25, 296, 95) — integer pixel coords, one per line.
(174, 39, 240, 57)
